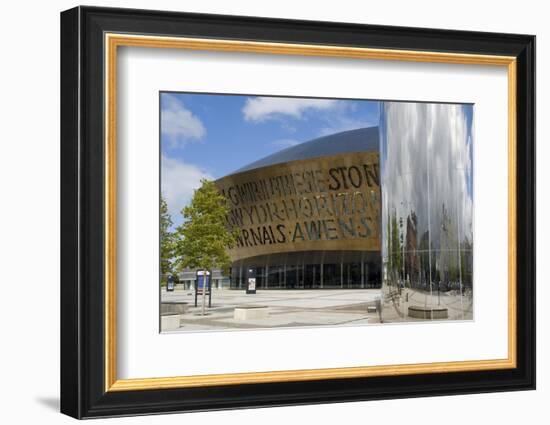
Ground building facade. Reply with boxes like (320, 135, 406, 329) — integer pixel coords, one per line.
(213, 127, 382, 290)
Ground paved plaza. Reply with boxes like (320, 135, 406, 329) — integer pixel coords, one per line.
(160, 287, 472, 332)
(161, 288, 382, 332)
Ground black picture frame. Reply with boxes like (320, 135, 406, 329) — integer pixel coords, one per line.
(60, 5, 535, 419)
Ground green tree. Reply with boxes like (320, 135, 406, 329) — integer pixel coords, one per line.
(160, 195, 175, 285)
(175, 179, 236, 315)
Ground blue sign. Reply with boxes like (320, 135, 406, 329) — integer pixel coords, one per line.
(196, 271, 211, 290)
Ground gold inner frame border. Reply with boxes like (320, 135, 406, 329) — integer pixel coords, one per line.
(104, 33, 517, 392)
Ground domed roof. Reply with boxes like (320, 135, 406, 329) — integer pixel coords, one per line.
(232, 126, 379, 174)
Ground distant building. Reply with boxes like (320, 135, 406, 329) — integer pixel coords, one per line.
(179, 268, 230, 290)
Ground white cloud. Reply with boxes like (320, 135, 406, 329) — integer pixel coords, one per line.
(161, 155, 214, 224)
(319, 116, 375, 137)
(242, 97, 338, 122)
(161, 95, 206, 147)
(271, 138, 302, 149)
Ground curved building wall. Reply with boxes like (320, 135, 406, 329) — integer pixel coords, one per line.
(215, 129, 382, 289)
(229, 251, 381, 290)
(380, 102, 473, 320)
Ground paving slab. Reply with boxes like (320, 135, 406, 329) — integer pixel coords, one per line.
(160, 288, 470, 332)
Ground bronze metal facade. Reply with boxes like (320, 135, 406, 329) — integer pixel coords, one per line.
(215, 141, 382, 289)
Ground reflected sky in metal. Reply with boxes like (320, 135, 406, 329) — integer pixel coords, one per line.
(380, 102, 474, 321)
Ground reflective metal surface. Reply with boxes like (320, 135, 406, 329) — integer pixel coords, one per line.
(380, 102, 474, 321)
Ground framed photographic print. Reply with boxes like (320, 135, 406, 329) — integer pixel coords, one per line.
(60, 6, 535, 419)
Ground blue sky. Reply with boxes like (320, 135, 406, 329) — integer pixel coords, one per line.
(160, 92, 473, 230)
(160, 92, 380, 226)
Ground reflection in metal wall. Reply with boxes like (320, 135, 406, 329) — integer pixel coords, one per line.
(380, 102, 474, 322)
